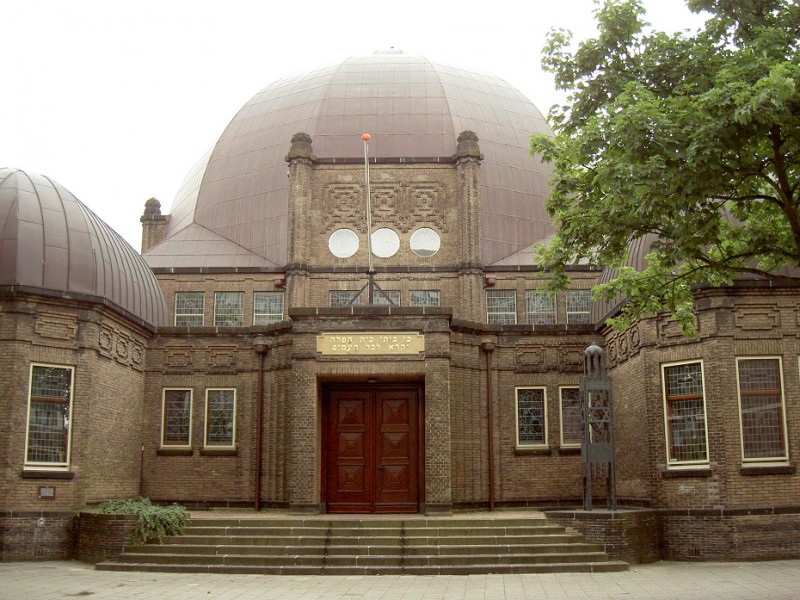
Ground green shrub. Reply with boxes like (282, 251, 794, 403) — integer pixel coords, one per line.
(97, 497, 190, 544)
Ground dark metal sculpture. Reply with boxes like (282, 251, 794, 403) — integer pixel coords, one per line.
(580, 343, 617, 510)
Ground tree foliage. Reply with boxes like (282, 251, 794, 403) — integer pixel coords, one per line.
(97, 497, 190, 544)
(531, 0, 800, 334)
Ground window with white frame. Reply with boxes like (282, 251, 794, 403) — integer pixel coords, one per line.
(559, 386, 582, 447)
(214, 292, 244, 326)
(25, 364, 74, 468)
(329, 290, 361, 306)
(736, 358, 788, 463)
(410, 290, 441, 307)
(487, 290, 516, 324)
(253, 292, 284, 325)
(372, 290, 400, 306)
(516, 387, 547, 447)
(526, 291, 557, 325)
(175, 292, 204, 326)
(662, 361, 708, 465)
(566, 290, 591, 324)
(162, 389, 192, 447)
(205, 389, 236, 448)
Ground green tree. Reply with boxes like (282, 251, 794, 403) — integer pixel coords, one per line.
(531, 0, 800, 334)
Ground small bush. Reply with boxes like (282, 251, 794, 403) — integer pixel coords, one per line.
(97, 497, 190, 544)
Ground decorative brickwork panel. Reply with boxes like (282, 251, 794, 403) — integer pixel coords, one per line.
(164, 347, 194, 373)
(207, 345, 238, 373)
(34, 313, 78, 341)
(734, 307, 780, 332)
(98, 324, 145, 371)
(324, 184, 364, 233)
(406, 182, 447, 232)
(515, 349, 545, 372)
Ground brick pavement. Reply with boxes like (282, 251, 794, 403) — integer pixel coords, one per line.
(0, 559, 798, 599)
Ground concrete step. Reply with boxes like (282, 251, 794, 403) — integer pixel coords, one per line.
(97, 560, 629, 575)
(98, 515, 629, 575)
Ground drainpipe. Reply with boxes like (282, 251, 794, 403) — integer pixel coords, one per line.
(253, 343, 271, 512)
(480, 342, 496, 511)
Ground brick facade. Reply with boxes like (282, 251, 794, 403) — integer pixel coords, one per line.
(3, 132, 800, 563)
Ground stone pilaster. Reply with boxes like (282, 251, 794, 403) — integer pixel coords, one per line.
(455, 131, 484, 322)
(285, 133, 315, 308)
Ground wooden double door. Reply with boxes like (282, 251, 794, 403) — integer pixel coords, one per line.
(323, 384, 421, 513)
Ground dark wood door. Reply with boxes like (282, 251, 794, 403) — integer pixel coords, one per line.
(325, 385, 420, 513)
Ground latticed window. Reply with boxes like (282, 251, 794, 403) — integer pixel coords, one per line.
(329, 290, 361, 306)
(26, 364, 74, 467)
(526, 291, 556, 324)
(566, 290, 591, 324)
(487, 290, 516, 324)
(205, 389, 236, 447)
(253, 292, 284, 325)
(662, 362, 708, 464)
(372, 290, 400, 306)
(516, 387, 547, 446)
(409, 290, 441, 307)
(560, 387, 582, 447)
(162, 389, 192, 447)
(174, 292, 204, 326)
(214, 292, 244, 326)
(736, 358, 787, 462)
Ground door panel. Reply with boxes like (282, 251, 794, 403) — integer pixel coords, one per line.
(325, 385, 420, 513)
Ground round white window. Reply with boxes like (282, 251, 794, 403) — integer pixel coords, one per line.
(328, 228, 359, 258)
(410, 227, 441, 257)
(371, 228, 400, 258)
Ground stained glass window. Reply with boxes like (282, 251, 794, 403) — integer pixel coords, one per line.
(737, 358, 787, 461)
(162, 389, 192, 447)
(254, 292, 284, 325)
(175, 292, 204, 326)
(566, 290, 591, 324)
(526, 291, 556, 325)
(560, 387, 582, 447)
(372, 290, 400, 306)
(487, 290, 516, 325)
(26, 364, 74, 467)
(205, 389, 236, 447)
(410, 290, 441, 307)
(663, 362, 708, 464)
(214, 292, 244, 326)
(329, 290, 361, 306)
(516, 387, 546, 446)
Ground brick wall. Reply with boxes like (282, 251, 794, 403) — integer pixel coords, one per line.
(546, 509, 661, 564)
(0, 293, 152, 560)
(76, 512, 137, 563)
(0, 512, 75, 561)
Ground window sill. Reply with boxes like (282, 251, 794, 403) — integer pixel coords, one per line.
(200, 447, 238, 456)
(21, 470, 75, 480)
(740, 464, 795, 476)
(662, 467, 712, 478)
(515, 447, 552, 456)
(557, 447, 581, 456)
(157, 447, 194, 456)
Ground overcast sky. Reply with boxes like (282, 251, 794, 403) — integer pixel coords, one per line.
(1, 0, 705, 251)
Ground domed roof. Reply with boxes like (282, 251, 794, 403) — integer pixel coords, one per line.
(0, 168, 168, 327)
(147, 51, 555, 268)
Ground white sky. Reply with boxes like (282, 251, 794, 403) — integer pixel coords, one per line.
(1, 0, 705, 251)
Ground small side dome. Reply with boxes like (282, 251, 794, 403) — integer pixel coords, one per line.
(0, 168, 168, 327)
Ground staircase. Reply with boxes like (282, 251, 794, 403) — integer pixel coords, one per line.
(97, 514, 628, 575)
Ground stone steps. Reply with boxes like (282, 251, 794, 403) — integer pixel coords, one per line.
(97, 515, 628, 575)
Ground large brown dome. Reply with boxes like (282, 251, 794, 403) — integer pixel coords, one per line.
(145, 51, 555, 268)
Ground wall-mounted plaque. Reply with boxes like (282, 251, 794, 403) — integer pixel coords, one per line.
(317, 332, 424, 355)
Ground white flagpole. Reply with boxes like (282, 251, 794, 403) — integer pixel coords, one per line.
(361, 133, 375, 303)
